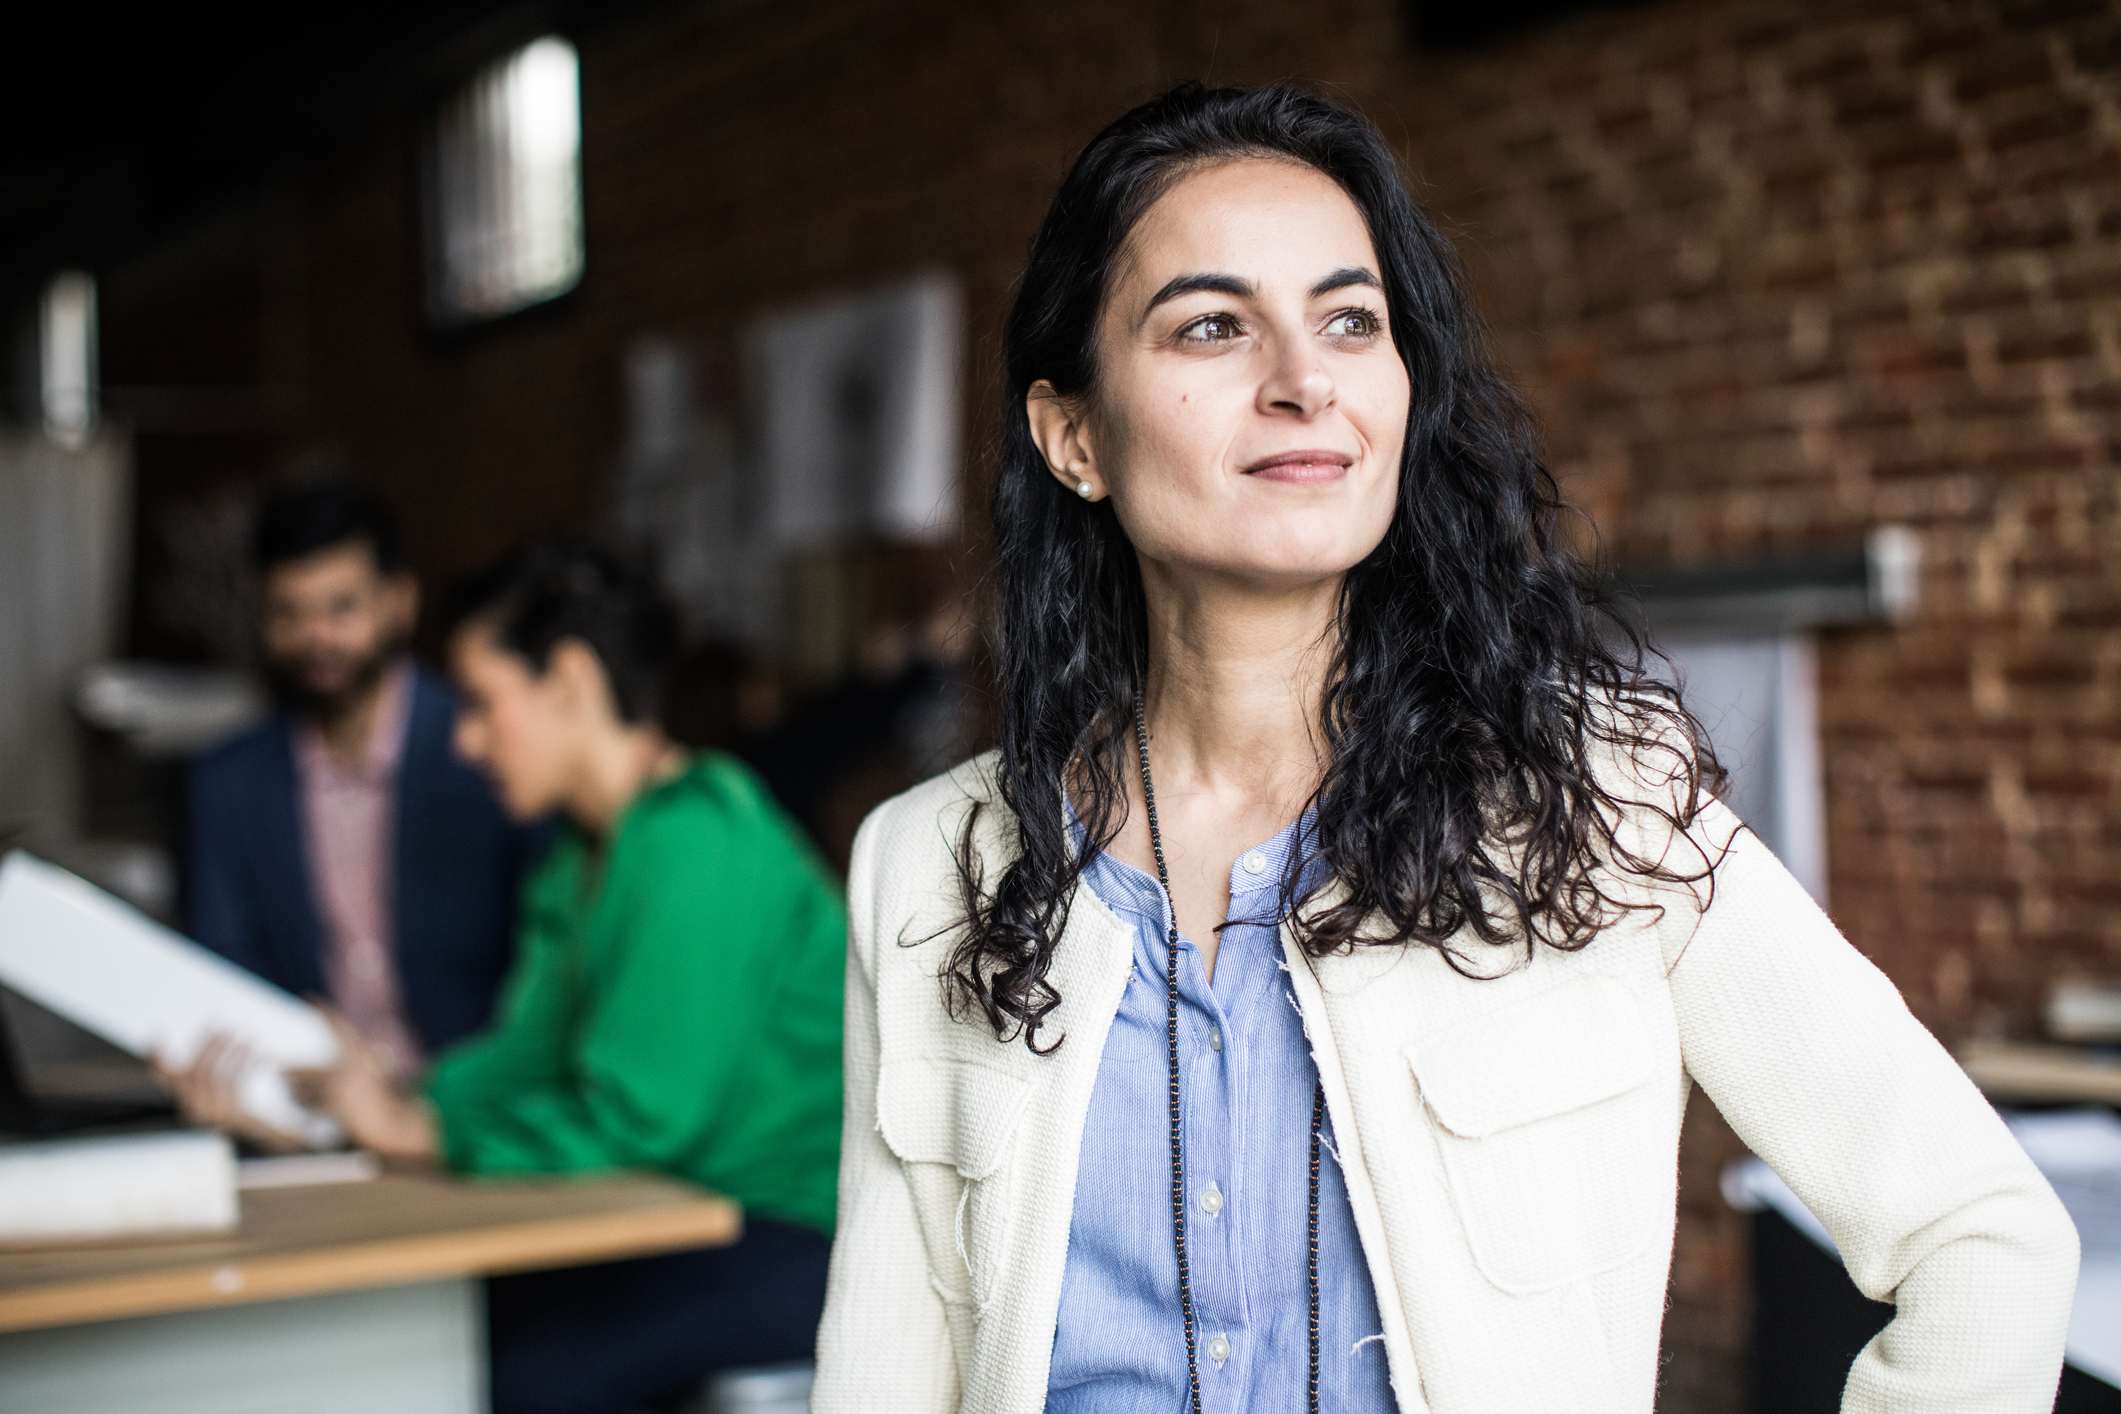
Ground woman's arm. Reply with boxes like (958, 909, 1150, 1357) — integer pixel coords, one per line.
(289, 1007, 441, 1164)
(421, 806, 789, 1174)
(415, 873, 594, 1166)
(812, 803, 959, 1411)
(1661, 790, 2079, 1411)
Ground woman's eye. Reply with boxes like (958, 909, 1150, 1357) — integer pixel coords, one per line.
(1325, 308, 1383, 339)
(1178, 313, 1242, 343)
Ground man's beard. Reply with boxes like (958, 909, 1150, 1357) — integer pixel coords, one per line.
(265, 634, 407, 725)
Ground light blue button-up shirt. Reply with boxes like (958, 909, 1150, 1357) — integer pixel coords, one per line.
(1046, 800, 1393, 1411)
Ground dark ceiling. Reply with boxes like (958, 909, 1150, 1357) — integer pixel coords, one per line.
(0, 2, 614, 308)
(1, 0, 1643, 311)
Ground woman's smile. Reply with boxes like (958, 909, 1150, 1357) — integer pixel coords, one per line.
(1242, 446, 1356, 483)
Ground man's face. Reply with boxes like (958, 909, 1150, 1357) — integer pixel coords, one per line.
(259, 543, 417, 718)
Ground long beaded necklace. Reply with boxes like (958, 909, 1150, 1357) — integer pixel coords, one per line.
(1131, 686, 1326, 1414)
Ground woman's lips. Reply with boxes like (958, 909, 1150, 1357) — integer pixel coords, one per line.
(1244, 450, 1354, 482)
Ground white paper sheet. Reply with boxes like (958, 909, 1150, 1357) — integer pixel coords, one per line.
(237, 1150, 382, 1190)
(0, 1130, 238, 1243)
(0, 851, 342, 1147)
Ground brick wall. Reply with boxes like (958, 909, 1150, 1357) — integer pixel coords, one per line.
(1361, 6, 2120, 1398)
(94, 0, 2119, 1404)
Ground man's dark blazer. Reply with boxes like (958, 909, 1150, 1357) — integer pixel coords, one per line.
(181, 664, 546, 1055)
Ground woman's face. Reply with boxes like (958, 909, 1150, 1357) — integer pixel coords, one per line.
(1035, 157, 1411, 591)
(448, 623, 579, 821)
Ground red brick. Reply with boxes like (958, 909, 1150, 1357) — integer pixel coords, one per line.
(1985, 101, 2097, 152)
(1952, 51, 2060, 102)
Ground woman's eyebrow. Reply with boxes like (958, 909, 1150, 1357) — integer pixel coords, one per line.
(1135, 267, 1385, 331)
(1310, 266, 1382, 298)
(1136, 272, 1254, 330)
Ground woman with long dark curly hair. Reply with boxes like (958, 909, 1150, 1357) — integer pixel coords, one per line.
(812, 82, 2077, 1413)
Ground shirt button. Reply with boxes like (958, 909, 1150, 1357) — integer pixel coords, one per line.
(1208, 1028, 1223, 1052)
(1242, 851, 1267, 875)
(1200, 1181, 1223, 1217)
(1207, 1333, 1231, 1366)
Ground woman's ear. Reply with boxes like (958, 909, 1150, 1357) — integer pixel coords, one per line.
(546, 638, 612, 721)
(1026, 380, 1104, 502)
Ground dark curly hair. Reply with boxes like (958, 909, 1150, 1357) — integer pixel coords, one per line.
(948, 80, 1740, 1052)
(445, 541, 678, 727)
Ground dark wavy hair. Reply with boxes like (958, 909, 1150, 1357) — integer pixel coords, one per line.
(254, 478, 405, 576)
(948, 81, 1740, 1051)
(445, 541, 678, 727)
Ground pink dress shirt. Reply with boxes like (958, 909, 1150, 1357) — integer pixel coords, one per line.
(292, 660, 426, 1083)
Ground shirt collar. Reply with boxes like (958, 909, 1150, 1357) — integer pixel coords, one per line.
(293, 659, 416, 787)
(1060, 787, 1326, 927)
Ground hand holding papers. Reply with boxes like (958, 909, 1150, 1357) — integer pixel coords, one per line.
(152, 1031, 318, 1152)
(0, 852, 343, 1149)
(284, 1006, 442, 1163)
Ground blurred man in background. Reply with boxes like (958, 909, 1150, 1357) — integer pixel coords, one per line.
(180, 481, 541, 1082)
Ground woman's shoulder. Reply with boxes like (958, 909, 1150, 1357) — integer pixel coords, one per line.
(621, 750, 799, 856)
(846, 749, 1015, 913)
(856, 748, 1008, 848)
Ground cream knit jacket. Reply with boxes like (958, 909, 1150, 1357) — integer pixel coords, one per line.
(812, 736, 2079, 1413)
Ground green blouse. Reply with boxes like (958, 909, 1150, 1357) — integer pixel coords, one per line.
(422, 752, 846, 1236)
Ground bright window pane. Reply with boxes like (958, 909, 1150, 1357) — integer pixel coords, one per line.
(425, 37, 584, 325)
(40, 271, 97, 446)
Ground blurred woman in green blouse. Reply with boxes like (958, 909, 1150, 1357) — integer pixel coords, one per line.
(297, 542, 845, 1414)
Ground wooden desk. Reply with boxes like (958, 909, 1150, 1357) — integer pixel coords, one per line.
(0, 1170, 742, 1414)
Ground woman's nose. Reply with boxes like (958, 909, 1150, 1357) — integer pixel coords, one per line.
(1258, 348, 1336, 418)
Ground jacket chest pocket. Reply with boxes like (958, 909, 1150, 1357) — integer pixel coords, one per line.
(1406, 972, 1668, 1296)
(876, 1053, 1034, 1309)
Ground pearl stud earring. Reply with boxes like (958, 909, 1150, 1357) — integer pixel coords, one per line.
(1075, 479, 1094, 499)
